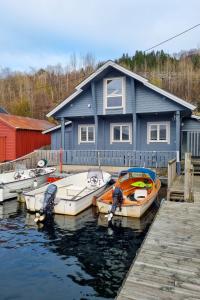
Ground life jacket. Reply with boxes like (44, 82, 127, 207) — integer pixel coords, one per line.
(131, 181, 152, 188)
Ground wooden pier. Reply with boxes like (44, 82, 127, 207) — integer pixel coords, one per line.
(117, 201, 200, 300)
(167, 153, 200, 202)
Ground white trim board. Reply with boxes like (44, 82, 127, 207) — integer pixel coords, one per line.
(42, 121, 72, 134)
(147, 121, 170, 144)
(47, 60, 196, 117)
(110, 122, 132, 144)
(78, 124, 95, 144)
(103, 77, 126, 114)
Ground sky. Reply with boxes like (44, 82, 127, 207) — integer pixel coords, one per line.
(0, 0, 199, 71)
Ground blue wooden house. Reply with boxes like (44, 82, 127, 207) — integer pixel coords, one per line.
(46, 61, 200, 167)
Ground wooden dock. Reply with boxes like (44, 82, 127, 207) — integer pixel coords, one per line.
(116, 201, 200, 300)
(168, 174, 200, 203)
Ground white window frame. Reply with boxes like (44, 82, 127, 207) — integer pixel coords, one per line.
(78, 124, 95, 144)
(103, 77, 126, 113)
(110, 123, 132, 144)
(147, 121, 170, 144)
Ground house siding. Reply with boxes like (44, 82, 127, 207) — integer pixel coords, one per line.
(96, 69, 133, 115)
(0, 121, 15, 161)
(136, 82, 185, 113)
(102, 116, 133, 150)
(72, 118, 96, 150)
(182, 118, 200, 131)
(16, 130, 51, 158)
(138, 113, 176, 151)
(51, 125, 72, 150)
(53, 66, 187, 120)
(55, 87, 93, 118)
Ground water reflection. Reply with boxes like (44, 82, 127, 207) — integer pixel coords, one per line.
(0, 191, 164, 300)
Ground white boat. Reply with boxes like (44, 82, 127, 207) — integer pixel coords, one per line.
(24, 169, 111, 216)
(0, 167, 56, 202)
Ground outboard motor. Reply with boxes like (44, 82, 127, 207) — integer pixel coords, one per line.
(107, 186, 123, 223)
(34, 184, 57, 223)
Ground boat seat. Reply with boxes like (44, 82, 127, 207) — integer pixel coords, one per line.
(134, 189, 147, 200)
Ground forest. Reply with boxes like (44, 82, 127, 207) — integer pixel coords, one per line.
(0, 50, 199, 120)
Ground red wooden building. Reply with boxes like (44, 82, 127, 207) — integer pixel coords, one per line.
(0, 113, 53, 162)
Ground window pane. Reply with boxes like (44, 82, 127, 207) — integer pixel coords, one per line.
(113, 126, 120, 140)
(160, 125, 167, 140)
(81, 127, 87, 141)
(107, 78, 122, 96)
(107, 96, 122, 107)
(88, 127, 94, 141)
(150, 125, 157, 140)
(122, 126, 129, 140)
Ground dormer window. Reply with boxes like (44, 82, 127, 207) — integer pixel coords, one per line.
(104, 77, 125, 109)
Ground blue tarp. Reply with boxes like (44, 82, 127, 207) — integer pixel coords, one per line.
(124, 167, 157, 181)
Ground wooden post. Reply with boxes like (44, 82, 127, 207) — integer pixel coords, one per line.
(130, 78, 137, 151)
(60, 117, 65, 172)
(91, 82, 98, 151)
(175, 111, 181, 175)
(184, 152, 193, 202)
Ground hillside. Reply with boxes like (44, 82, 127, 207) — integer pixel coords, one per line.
(0, 50, 199, 119)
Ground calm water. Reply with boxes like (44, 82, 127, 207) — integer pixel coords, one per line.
(0, 188, 165, 300)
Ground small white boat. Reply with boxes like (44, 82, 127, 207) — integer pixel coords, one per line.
(0, 167, 56, 203)
(24, 169, 111, 216)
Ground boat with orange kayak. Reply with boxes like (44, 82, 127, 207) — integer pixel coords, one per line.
(96, 167, 161, 218)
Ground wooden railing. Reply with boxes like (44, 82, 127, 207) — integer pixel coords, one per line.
(0, 150, 177, 173)
(36, 150, 176, 168)
(0, 151, 38, 173)
(168, 158, 177, 188)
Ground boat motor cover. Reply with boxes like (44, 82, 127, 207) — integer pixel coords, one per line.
(41, 184, 58, 215)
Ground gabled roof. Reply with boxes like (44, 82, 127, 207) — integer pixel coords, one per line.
(0, 113, 53, 131)
(42, 121, 71, 134)
(191, 115, 200, 120)
(47, 60, 196, 117)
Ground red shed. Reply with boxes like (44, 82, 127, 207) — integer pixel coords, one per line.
(0, 113, 53, 162)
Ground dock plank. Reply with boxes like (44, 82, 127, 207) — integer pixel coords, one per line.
(116, 201, 200, 300)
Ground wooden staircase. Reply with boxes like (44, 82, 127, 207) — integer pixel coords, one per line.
(167, 189, 184, 202)
(167, 153, 194, 202)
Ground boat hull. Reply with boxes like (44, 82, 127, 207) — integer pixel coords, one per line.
(97, 193, 158, 218)
(0, 168, 56, 202)
(26, 184, 107, 216)
(24, 171, 111, 216)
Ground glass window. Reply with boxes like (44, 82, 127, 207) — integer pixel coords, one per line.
(147, 122, 170, 143)
(79, 125, 95, 143)
(105, 78, 124, 108)
(107, 96, 122, 108)
(122, 125, 129, 141)
(113, 126, 120, 141)
(81, 127, 87, 142)
(159, 124, 167, 140)
(150, 125, 157, 141)
(111, 123, 131, 143)
(88, 126, 94, 141)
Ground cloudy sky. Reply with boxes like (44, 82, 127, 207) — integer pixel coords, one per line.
(0, 0, 199, 71)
